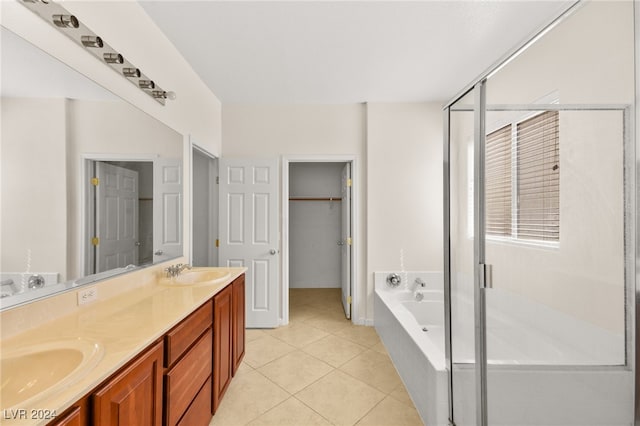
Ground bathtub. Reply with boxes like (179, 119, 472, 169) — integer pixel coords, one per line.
(374, 272, 448, 426)
(374, 271, 634, 426)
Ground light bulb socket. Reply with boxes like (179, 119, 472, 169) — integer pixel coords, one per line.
(152, 90, 167, 99)
(139, 80, 155, 89)
(81, 35, 103, 48)
(123, 68, 141, 78)
(103, 53, 124, 64)
(53, 14, 79, 28)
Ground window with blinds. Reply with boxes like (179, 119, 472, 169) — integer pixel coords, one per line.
(485, 110, 559, 243)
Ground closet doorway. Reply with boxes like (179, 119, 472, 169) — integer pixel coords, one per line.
(191, 145, 219, 267)
(282, 157, 357, 325)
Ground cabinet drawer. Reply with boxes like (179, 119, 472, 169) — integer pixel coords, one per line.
(165, 331, 213, 426)
(176, 377, 212, 426)
(165, 300, 212, 367)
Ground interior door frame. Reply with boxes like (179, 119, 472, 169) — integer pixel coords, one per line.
(281, 155, 359, 326)
(80, 153, 158, 277)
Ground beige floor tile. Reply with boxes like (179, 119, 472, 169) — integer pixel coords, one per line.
(289, 305, 326, 323)
(246, 328, 268, 342)
(355, 396, 423, 426)
(389, 383, 414, 408)
(302, 312, 352, 333)
(296, 370, 385, 426)
(210, 369, 289, 426)
(265, 322, 329, 348)
(243, 334, 297, 368)
(302, 334, 367, 367)
(339, 350, 402, 394)
(247, 397, 332, 426)
(370, 342, 388, 355)
(258, 350, 333, 394)
(334, 325, 381, 348)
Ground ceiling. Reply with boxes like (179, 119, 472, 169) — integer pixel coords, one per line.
(142, 1, 573, 105)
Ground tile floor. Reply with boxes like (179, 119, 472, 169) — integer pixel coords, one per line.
(210, 288, 423, 426)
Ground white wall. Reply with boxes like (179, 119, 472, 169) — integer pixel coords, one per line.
(366, 103, 444, 318)
(289, 162, 344, 288)
(1, 98, 67, 279)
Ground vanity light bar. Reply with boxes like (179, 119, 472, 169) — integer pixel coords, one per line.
(19, 0, 174, 106)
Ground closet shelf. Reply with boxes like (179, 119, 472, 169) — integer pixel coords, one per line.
(289, 197, 342, 201)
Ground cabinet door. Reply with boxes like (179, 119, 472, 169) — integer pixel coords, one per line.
(93, 341, 163, 426)
(48, 402, 86, 426)
(213, 285, 232, 414)
(232, 275, 245, 376)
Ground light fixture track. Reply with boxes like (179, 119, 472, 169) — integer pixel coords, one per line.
(19, 0, 175, 105)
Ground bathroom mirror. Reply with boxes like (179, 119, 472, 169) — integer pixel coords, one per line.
(0, 26, 184, 310)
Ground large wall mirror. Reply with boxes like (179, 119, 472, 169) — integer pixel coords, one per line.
(0, 26, 184, 310)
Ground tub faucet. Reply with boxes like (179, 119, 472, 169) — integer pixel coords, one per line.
(411, 277, 426, 291)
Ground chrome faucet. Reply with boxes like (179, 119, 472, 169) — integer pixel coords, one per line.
(411, 277, 426, 291)
(164, 263, 192, 278)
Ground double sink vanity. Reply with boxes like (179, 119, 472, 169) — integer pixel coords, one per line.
(0, 265, 246, 426)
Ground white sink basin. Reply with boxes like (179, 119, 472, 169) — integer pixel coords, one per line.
(163, 268, 232, 287)
(0, 338, 103, 410)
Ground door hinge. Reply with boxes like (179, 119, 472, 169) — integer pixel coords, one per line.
(216, 176, 220, 184)
(347, 295, 352, 304)
(347, 178, 352, 187)
(215, 239, 220, 248)
(91, 177, 99, 186)
(91, 237, 100, 246)
(347, 237, 352, 246)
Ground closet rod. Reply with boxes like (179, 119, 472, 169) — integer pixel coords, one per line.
(289, 197, 342, 201)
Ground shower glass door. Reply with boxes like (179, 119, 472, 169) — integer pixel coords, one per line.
(446, 2, 636, 425)
(481, 2, 634, 423)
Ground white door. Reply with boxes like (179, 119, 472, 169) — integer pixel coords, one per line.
(219, 158, 279, 328)
(95, 162, 139, 272)
(153, 158, 182, 262)
(340, 163, 352, 319)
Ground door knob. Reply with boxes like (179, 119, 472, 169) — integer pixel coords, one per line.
(269, 249, 277, 255)
(154, 250, 164, 256)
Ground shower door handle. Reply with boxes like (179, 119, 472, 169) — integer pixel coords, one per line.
(478, 263, 493, 289)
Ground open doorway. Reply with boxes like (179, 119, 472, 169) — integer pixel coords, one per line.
(282, 157, 357, 325)
(191, 145, 219, 267)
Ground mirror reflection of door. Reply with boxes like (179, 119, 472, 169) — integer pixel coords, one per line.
(88, 161, 153, 274)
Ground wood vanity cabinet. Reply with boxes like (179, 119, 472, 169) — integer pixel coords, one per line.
(212, 284, 233, 414)
(92, 341, 164, 425)
(213, 274, 246, 413)
(231, 274, 245, 375)
(49, 399, 88, 426)
(45, 273, 246, 426)
(164, 300, 213, 426)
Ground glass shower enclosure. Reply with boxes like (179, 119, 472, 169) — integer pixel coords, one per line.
(443, 1, 637, 425)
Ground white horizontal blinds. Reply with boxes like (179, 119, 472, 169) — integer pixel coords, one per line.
(516, 111, 560, 241)
(485, 125, 512, 237)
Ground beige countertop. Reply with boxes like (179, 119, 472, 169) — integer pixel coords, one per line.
(0, 266, 246, 426)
